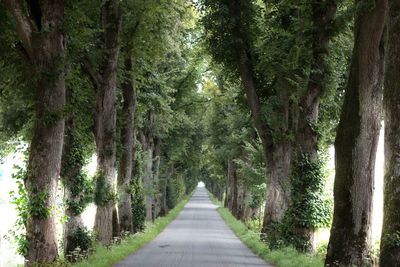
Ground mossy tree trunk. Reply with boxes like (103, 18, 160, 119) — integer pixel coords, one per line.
(3, 0, 66, 263)
(325, 1, 387, 265)
(61, 98, 86, 258)
(293, 0, 337, 252)
(140, 122, 155, 221)
(226, 0, 291, 238)
(153, 137, 161, 218)
(380, 1, 400, 265)
(91, 0, 122, 246)
(226, 158, 237, 214)
(117, 55, 137, 234)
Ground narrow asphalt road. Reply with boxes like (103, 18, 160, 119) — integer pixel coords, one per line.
(115, 186, 272, 267)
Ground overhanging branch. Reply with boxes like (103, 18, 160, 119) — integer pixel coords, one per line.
(2, 0, 34, 60)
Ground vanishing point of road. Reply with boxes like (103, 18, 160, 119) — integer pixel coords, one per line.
(115, 186, 272, 267)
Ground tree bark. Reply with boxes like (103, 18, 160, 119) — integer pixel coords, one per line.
(380, 1, 400, 265)
(232, 162, 239, 219)
(262, 141, 291, 234)
(140, 127, 155, 221)
(294, 0, 337, 252)
(61, 109, 85, 258)
(3, 0, 66, 264)
(325, 1, 387, 265)
(159, 165, 171, 218)
(226, 158, 234, 212)
(153, 137, 161, 218)
(296, 0, 337, 156)
(93, 0, 122, 246)
(226, 0, 291, 238)
(117, 55, 137, 234)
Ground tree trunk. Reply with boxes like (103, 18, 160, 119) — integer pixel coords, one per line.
(141, 128, 154, 221)
(224, 185, 229, 208)
(93, 0, 122, 246)
(226, 158, 234, 211)
(153, 137, 161, 218)
(159, 167, 171, 217)
(293, 0, 337, 252)
(296, 0, 337, 155)
(61, 107, 85, 258)
(226, 0, 291, 239)
(3, 0, 66, 263)
(262, 141, 291, 234)
(232, 162, 239, 219)
(117, 56, 137, 234)
(236, 184, 246, 221)
(380, 1, 400, 265)
(325, 1, 387, 265)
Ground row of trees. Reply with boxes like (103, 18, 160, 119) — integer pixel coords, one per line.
(0, 0, 202, 265)
(1, 0, 400, 266)
(200, 0, 399, 266)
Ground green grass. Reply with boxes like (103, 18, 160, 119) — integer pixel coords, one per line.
(72, 195, 191, 267)
(208, 193, 324, 267)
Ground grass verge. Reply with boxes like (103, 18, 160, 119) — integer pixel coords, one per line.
(72, 195, 191, 267)
(208, 192, 324, 267)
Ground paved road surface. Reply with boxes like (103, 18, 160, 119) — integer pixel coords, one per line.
(115, 186, 272, 267)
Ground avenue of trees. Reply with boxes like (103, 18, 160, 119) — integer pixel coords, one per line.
(0, 0, 399, 267)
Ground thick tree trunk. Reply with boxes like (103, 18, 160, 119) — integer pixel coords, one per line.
(380, 1, 400, 265)
(293, 0, 337, 252)
(236, 184, 246, 221)
(262, 142, 291, 234)
(232, 162, 239, 219)
(3, 0, 66, 263)
(226, 159, 241, 219)
(325, 1, 387, 266)
(94, 0, 122, 246)
(61, 113, 85, 258)
(159, 167, 171, 217)
(226, 0, 291, 239)
(226, 158, 234, 212)
(296, 0, 337, 156)
(117, 56, 137, 234)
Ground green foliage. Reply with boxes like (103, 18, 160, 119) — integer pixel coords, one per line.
(66, 227, 95, 262)
(382, 231, 400, 249)
(210, 194, 324, 267)
(166, 175, 186, 209)
(235, 141, 266, 188)
(289, 154, 332, 229)
(7, 161, 29, 257)
(61, 136, 94, 216)
(28, 190, 51, 219)
(131, 149, 146, 232)
(94, 171, 117, 207)
(266, 154, 332, 251)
